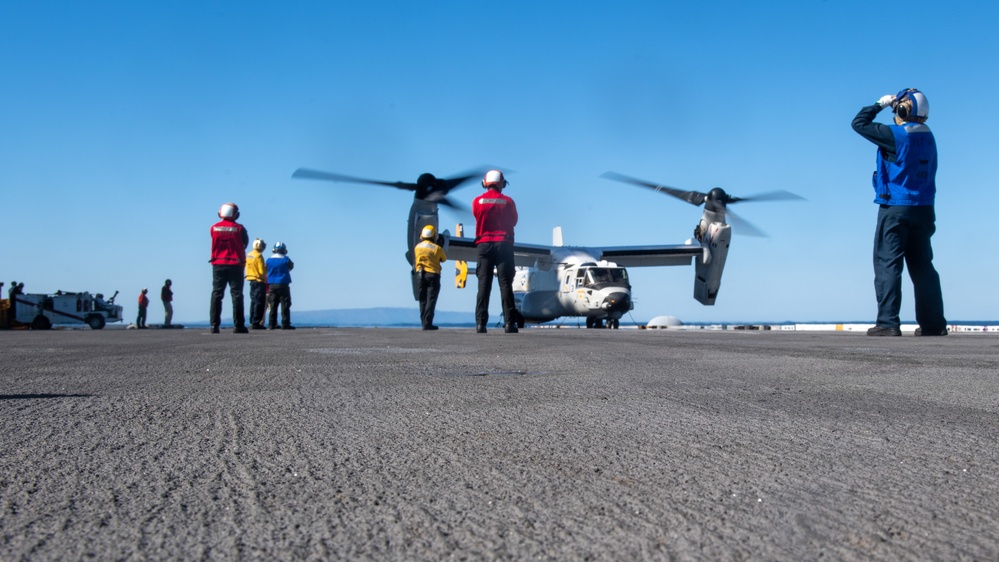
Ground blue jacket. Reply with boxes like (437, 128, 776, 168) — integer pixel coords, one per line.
(852, 104, 937, 206)
(266, 254, 294, 284)
(873, 123, 937, 205)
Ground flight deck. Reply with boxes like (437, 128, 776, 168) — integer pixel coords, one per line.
(1, 328, 996, 560)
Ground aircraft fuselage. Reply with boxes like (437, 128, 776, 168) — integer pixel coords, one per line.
(513, 250, 632, 325)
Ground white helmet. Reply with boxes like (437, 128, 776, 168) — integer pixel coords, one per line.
(218, 202, 239, 220)
(482, 170, 508, 189)
(253, 238, 266, 251)
(421, 225, 436, 240)
(893, 88, 929, 122)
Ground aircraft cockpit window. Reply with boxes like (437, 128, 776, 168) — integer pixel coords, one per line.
(583, 268, 629, 287)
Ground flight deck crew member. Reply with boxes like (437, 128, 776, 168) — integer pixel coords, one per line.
(209, 202, 250, 334)
(265, 241, 295, 330)
(414, 224, 447, 331)
(472, 170, 519, 334)
(245, 238, 268, 329)
(137, 288, 149, 329)
(5, 281, 13, 328)
(161, 279, 173, 327)
(852, 88, 946, 337)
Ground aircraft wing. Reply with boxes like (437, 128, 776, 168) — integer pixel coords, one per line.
(593, 244, 703, 267)
(446, 237, 554, 267)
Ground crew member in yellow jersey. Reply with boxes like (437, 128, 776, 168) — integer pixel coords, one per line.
(244, 238, 268, 329)
(414, 225, 447, 331)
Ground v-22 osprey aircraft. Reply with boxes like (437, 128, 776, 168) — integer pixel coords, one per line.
(292, 168, 803, 328)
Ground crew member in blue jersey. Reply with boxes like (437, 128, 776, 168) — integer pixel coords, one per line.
(265, 241, 295, 330)
(852, 88, 946, 337)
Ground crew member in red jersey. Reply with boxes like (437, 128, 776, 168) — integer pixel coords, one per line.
(209, 202, 249, 334)
(472, 170, 519, 334)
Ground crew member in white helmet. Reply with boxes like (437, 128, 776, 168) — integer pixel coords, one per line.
(245, 238, 268, 329)
(209, 202, 250, 334)
(472, 170, 519, 334)
(266, 241, 295, 330)
(852, 88, 946, 337)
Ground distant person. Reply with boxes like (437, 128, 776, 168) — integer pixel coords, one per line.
(472, 170, 519, 334)
(137, 288, 149, 329)
(209, 202, 250, 334)
(161, 279, 173, 327)
(7, 281, 23, 328)
(265, 241, 295, 330)
(852, 88, 946, 337)
(414, 224, 447, 331)
(245, 238, 268, 329)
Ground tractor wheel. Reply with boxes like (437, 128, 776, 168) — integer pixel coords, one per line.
(31, 315, 52, 330)
(87, 315, 106, 330)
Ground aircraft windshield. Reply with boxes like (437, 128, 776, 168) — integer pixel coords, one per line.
(582, 267, 629, 288)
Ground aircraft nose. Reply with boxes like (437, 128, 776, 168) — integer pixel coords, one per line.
(602, 292, 631, 312)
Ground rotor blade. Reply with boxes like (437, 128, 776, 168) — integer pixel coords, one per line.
(728, 190, 806, 204)
(435, 195, 470, 214)
(439, 168, 495, 192)
(292, 168, 416, 191)
(600, 171, 706, 206)
(723, 206, 768, 238)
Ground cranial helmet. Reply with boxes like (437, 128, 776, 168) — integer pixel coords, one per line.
(421, 224, 436, 240)
(482, 170, 508, 189)
(253, 238, 266, 252)
(165, 279, 171, 285)
(893, 88, 929, 122)
(273, 241, 287, 254)
(219, 202, 240, 220)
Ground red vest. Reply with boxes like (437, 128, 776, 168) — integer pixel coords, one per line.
(472, 189, 518, 243)
(210, 219, 247, 266)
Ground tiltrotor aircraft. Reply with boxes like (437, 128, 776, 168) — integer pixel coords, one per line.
(293, 167, 803, 328)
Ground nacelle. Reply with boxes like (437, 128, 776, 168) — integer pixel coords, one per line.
(694, 221, 731, 305)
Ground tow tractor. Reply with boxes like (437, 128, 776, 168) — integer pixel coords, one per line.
(10, 290, 124, 330)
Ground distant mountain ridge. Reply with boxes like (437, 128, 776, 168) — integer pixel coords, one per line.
(292, 307, 474, 327)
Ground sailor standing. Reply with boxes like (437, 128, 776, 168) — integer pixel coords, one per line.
(852, 88, 946, 337)
(414, 224, 447, 331)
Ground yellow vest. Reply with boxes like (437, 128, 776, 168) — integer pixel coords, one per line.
(414, 240, 447, 274)
(245, 250, 267, 282)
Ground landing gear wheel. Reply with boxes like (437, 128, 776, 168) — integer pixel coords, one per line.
(610, 319, 620, 329)
(586, 318, 605, 329)
(87, 315, 106, 330)
(31, 315, 52, 330)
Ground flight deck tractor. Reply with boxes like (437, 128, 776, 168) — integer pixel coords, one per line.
(9, 290, 123, 330)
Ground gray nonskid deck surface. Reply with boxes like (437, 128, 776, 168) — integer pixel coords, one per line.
(1, 328, 997, 561)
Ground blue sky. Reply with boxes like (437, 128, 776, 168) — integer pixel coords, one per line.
(2, 1, 996, 324)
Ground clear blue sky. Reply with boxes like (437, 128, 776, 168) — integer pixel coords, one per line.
(2, 1, 996, 324)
